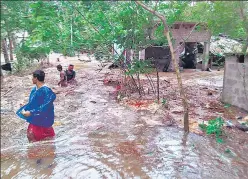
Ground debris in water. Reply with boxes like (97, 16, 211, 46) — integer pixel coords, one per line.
(53, 121, 62, 126)
(36, 159, 42, 165)
(237, 116, 243, 120)
(225, 148, 231, 153)
(207, 91, 213, 95)
(244, 116, 248, 122)
(225, 120, 234, 128)
(235, 123, 248, 132)
(189, 121, 204, 135)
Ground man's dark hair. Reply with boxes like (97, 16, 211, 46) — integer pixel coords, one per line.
(57, 64, 62, 70)
(33, 70, 45, 82)
(69, 64, 74, 67)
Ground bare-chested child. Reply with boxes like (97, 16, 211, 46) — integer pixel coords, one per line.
(56, 65, 67, 87)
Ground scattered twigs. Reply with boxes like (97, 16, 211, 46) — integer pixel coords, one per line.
(145, 74, 156, 94)
(2, 87, 14, 97)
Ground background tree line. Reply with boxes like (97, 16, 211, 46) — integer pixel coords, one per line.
(1, 1, 247, 68)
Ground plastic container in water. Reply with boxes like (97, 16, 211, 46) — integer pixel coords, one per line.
(225, 120, 234, 127)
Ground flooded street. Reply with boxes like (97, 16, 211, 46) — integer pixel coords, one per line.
(1, 54, 248, 179)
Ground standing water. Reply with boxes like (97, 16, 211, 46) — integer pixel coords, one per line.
(1, 54, 248, 179)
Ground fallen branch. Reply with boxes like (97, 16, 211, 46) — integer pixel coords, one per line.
(2, 87, 14, 97)
(164, 79, 170, 83)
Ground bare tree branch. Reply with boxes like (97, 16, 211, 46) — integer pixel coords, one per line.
(153, 1, 159, 13)
(135, 1, 169, 32)
(135, 1, 189, 132)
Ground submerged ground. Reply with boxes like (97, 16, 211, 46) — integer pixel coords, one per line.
(1, 54, 248, 179)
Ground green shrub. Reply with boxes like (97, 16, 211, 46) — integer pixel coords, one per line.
(199, 117, 225, 143)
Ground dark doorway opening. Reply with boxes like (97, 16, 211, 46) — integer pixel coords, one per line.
(180, 42, 197, 69)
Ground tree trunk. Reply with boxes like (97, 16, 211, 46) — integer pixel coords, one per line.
(7, 32, 14, 61)
(136, 1, 189, 132)
(156, 69, 160, 102)
(71, 16, 73, 47)
(11, 34, 17, 49)
(165, 30, 189, 132)
(136, 73, 142, 96)
(0, 69, 3, 86)
(0, 67, 3, 76)
(1, 38, 10, 63)
(242, 37, 248, 55)
(47, 55, 50, 64)
(202, 41, 210, 71)
(239, 2, 248, 55)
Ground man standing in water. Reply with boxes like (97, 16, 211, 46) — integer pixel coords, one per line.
(16, 70, 56, 142)
(65, 64, 76, 84)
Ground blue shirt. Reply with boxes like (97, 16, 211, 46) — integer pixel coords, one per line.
(16, 85, 56, 127)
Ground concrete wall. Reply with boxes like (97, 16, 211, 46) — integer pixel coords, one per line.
(171, 29, 211, 43)
(222, 55, 248, 111)
(144, 46, 171, 72)
(171, 22, 211, 43)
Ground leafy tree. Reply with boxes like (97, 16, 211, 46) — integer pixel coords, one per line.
(1, 1, 29, 61)
(182, 1, 248, 54)
(1, 1, 247, 68)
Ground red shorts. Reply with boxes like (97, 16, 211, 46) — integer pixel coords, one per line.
(27, 124, 55, 142)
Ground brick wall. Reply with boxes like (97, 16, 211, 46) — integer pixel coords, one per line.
(222, 56, 248, 111)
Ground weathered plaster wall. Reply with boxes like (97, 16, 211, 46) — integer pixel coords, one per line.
(222, 55, 248, 111)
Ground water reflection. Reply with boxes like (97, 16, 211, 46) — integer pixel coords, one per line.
(1, 141, 56, 178)
(27, 141, 56, 175)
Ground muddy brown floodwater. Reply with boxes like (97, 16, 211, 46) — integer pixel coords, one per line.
(1, 54, 248, 179)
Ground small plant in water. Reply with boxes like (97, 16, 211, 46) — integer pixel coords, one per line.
(224, 103, 231, 108)
(224, 148, 231, 153)
(161, 98, 167, 105)
(199, 117, 225, 143)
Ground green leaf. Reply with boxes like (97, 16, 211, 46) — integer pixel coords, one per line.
(224, 104, 231, 108)
(217, 138, 224, 143)
(225, 148, 231, 153)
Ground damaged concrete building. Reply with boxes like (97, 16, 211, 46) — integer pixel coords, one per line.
(139, 22, 212, 72)
(112, 21, 246, 76)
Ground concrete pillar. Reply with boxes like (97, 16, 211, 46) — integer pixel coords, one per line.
(130, 49, 134, 61)
(125, 49, 133, 65)
(1, 38, 10, 63)
(221, 60, 228, 102)
(202, 41, 210, 71)
(139, 49, 145, 60)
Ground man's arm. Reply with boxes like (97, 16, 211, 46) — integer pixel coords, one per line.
(29, 88, 56, 116)
(28, 87, 36, 102)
